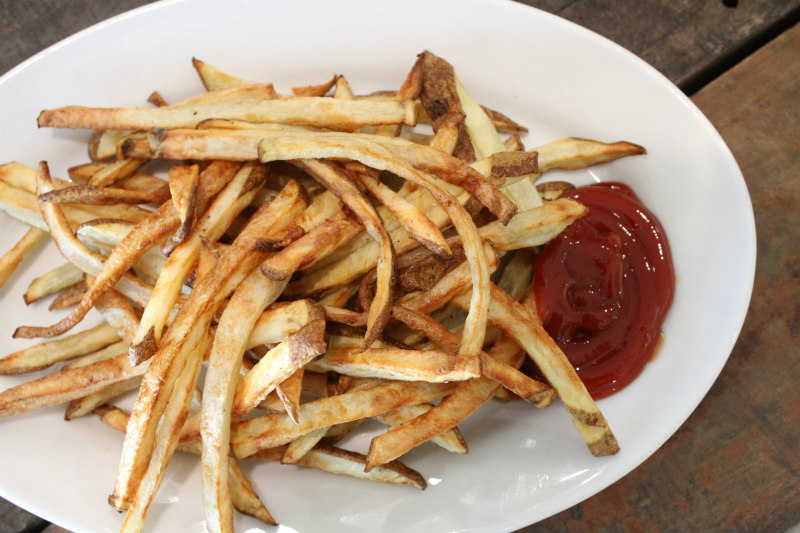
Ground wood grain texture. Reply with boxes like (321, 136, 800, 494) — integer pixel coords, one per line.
(0, 496, 46, 533)
(519, 21, 800, 533)
(520, 0, 800, 91)
(0, 0, 158, 76)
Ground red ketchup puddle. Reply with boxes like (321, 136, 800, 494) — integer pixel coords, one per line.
(531, 182, 675, 399)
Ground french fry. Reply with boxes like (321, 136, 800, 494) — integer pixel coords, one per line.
(0, 227, 47, 290)
(0, 322, 120, 375)
(192, 57, 250, 91)
(39, 95, 415, 131)
(14, 200, 177, 339)
(390, 304, 555, 406)
(64, 375, 141, 420)
(37, 183, 170, 205)
(295, 443, 426, 490)
(308, 346, 480, 383)
(280, 427, 328, 464)
(87, 159, 144, 188)
(47, 278, 86, 310)
(365, 333, 529, 471)
(0, 351, 145, 418)
(535, 137, 646, 172)
(274, 368, 304, 424)
(14, 163, 156, 315)
(23, 262, 84, 304)
(450, 284, 619, 456)
(374, 403, 469, 454)
(350, 165, 450, 257)
(232, 380, 457, 458)
(230, 320, 326, 420)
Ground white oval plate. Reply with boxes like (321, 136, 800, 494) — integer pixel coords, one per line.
(0, 1, 755, 532)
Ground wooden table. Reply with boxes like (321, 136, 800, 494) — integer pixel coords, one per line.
(1, 2, 798, 532)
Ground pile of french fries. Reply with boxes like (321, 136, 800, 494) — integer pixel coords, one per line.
(0, 51, 647, 532)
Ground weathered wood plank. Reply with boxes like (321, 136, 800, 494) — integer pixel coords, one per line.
(0, 0, 158, 77)
(521, 0, 800, 91)
(0, 496, 47, 533)
(519, 20, 800, 533)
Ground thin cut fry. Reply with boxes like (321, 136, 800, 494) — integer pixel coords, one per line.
(0, 227, 47, 289)
(0, 322, 119, 374)
(451, 284, 619, 456)
(23, 262, 84, 305)
(232, 381, 457, 457)
(39, 97, 415, 131)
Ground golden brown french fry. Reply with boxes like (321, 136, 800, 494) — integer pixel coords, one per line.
(0, 322, 120, 375)
(37, 183, 170, 205)
(245, 300, 328, 349)
(232, 381, 457, 458)
(535, 137, 646, 172)
(350, 165, 450, 257)
(295, 443, 426, 490)
(274, 368, 304, 424)
(450, 284, 619, 457)
(23, 262, 84, 305)
(192, 57, 250, 91)
(259, 211, 363, 276)
(0, 227, 47, 290)
(64, 376, 141, 420)
(11, 163, 156, 316)
(374, 403, 468, 454)
(87, 130, 133, 160)
(280, 427, 329, 464)
(291, 75, 337, 97)
(48, 278, 86, 310)
(203, 246, 314, 532)
(226, 457, 277, 526)
(308, 346, 480, 383)
(231, 320, 326, 420)
(166, 164, 200, 250)
(0, 351, 145, 418)
(39, 95, 415, 131)
(92, 282, 140, 345)
(390, 304, 554, 406)
(87, 159, 144, 187)
(63, 340, 129, 370)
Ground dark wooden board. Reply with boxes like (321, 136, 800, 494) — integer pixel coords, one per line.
(520, 0, 800, 92)
(519, 20, 800, 533)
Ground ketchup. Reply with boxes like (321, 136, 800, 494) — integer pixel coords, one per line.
(531, 182, 674, 399)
